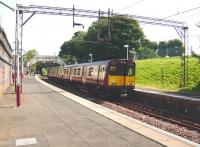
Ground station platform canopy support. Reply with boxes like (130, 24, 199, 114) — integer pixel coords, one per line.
(15, 4, 188, 106)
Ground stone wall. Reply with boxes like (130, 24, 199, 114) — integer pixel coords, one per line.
(0, 26, 12, 98)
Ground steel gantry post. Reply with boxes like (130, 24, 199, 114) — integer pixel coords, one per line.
(19, 9, 23, 92)
(174, 26, 189, 87)
(15, 9, 21, 107)
(182, 27, 189, 87)
(15, 6, 24, 107)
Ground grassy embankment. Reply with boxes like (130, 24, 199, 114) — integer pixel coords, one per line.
(136, 57, 200, 94)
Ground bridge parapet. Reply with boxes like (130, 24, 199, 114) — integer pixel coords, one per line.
(27, 55, 65, 66)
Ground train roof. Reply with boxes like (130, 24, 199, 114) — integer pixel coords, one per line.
(50, 59, 134, 68)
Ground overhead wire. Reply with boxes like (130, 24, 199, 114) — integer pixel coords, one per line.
(117, 0, 144, 12)
(162, 6, 200, 20)
(172, 12, 200, 20)
(141, 6, 200, 26)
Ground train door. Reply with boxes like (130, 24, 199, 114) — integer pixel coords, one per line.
(98, 65, 106, 85)
(69, 67, 73, 81)
(97, 65, 101, 85)
(82, 66, 87, 84)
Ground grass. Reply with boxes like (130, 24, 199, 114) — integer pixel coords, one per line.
(135, 57, 200, 94)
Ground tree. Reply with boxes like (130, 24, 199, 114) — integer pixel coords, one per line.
(140, 39, 158, 51)
(157, 41, 168, 57)
(59, 31, 88, 63)
(85, 16, 145, 60)
(137, 47, 158, 59)
(60, 54, 77, 64)
(136, 39, 158, 59)
(59, 16, 160, 61)
(157, 39, 183, 57)
(23, 49, 38, 65)
(167, 39, 183, 57)
(191, 51, 200, 63)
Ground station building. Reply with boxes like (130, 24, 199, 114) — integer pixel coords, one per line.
(0, 26, 12, 98)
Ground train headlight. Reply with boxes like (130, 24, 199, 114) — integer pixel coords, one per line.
(111, 80, 116, 85)
(111, 82, 116, 86)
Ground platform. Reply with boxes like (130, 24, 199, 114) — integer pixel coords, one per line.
(0, 76, 198, 147)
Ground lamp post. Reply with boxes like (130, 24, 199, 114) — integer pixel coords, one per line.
(129, 48, 136, 61)
(89, 53, 93, 62)
(124, 45, 129, 60)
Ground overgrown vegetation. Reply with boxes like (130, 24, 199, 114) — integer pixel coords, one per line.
(136, 57, 200, 94)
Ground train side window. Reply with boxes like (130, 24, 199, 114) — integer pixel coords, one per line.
(73, 68, 77, 75)
(102, 67, 105, 71)
(66, 69, 69, 75)
(64, 69, 67, 74)
(88, 67, 93, 76)
(77, 68, 81, 75)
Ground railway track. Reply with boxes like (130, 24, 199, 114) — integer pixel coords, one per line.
(111, 98, 200, 132)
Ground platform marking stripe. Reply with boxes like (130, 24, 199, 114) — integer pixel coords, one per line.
(15, 137, 37, 146)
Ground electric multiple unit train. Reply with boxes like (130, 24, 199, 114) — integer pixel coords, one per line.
(47, 59, 135, 97)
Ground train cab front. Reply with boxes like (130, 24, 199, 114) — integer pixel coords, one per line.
(105, 59, 136, 97)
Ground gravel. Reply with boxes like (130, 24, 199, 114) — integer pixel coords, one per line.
(101, 101, 200, 144)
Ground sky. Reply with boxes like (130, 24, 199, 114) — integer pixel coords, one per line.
(0, 0, 200, 55)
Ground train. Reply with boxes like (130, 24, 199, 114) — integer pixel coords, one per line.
(46, 59, 136, 97)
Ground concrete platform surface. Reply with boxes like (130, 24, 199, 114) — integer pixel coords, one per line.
(0, 76, 199, 147)
(0, 76, 163, 147)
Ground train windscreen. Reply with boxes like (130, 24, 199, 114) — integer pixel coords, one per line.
(108, 61, 135, 76)
(126, 63, 135, 76)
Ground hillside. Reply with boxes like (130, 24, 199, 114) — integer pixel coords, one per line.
(135, 57, 200, 94)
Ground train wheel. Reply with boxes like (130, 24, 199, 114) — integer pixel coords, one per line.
(119, 89, 128, 98)
(100, 89, 110, 98)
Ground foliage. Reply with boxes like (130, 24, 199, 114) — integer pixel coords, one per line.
(157, 39, 183, 57)
(140, 39, 157, 50)
(191, 51, 200, 63)
(23, 49, 38, 65)
(137, 47, 158, 59)
(59, 31, 88, 63)
(136, 57, 200, 93)
(59, 16, 148, 62)
(60, 54, 78, 64)
(30, 63, 37, 73)
(59, 16, 184, 62)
